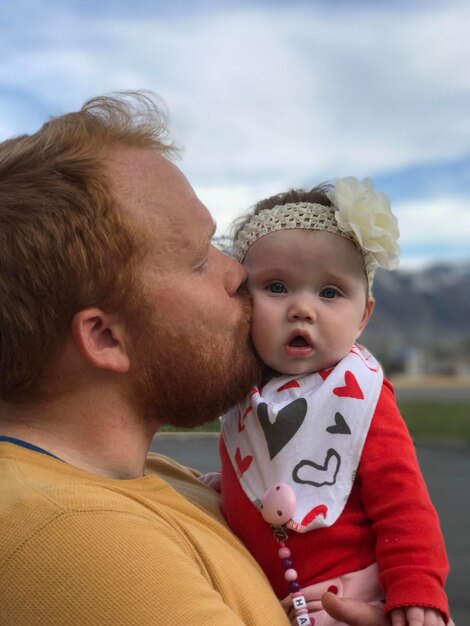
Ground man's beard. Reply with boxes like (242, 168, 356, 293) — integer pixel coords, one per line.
(127, 291, 261, 428)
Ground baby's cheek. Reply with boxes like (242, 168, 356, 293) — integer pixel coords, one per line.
(250, 312, 267, 351)
(250, 303, 277, 363)
(250, 297, 272, 333)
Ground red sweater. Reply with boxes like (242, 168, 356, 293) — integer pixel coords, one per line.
(220, 379, 449, 621)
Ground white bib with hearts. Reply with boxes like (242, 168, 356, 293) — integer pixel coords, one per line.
(221, 344, 383, 532)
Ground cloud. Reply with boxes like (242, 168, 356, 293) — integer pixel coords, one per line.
(0, 0, 469, 266)
(2, 2, 469, 179)
(168, 3, 470, 186)
(395, 192, 470, 265)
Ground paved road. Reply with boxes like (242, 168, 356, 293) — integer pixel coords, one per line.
(151, 434, 469, 624)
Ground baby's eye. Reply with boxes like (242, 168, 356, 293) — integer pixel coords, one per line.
(320, 287, 338, 299)
(267, 282, 287, 294)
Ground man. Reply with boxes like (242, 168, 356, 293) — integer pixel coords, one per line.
(0, 92, 398, 624)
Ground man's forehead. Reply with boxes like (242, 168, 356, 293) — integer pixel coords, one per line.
(106, 147, 215, 253)
(109, 149, 201, 216)
(106, 148, 192, 211)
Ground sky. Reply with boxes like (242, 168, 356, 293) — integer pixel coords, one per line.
(1, 0, 469, 268)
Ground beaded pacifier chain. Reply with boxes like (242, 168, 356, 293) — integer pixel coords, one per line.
(260, 483, 312, 626)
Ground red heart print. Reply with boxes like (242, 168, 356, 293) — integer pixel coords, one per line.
(237, 406, 252, 433)
(301, 504, 328, 526)
(333, 371, 364, 399)
(235, 448, 253, 475)
(319, 367, 334, 380)
(277, 380, 300, 392)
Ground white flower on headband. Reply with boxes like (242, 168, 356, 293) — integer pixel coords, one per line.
(328, 177, 400, 270)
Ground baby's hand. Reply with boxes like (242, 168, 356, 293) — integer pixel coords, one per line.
(390, 605, 445, 626)
(198, 471, 222, 492)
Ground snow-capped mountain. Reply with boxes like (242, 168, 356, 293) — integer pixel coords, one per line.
(365, 263, 470, 340)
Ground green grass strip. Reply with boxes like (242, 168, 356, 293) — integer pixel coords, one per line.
(398, 401, 470, 440)
(160, 401, 470, 440)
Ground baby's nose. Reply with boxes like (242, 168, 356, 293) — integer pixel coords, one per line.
(287, 298, 316, 323)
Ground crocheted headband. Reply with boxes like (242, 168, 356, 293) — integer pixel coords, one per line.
(233, 177, 400, 293)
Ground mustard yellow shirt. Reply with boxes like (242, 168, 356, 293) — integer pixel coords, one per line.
(0, 442, 290, 625)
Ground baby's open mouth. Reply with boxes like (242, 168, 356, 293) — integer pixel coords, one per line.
(288, 335, 311, 348)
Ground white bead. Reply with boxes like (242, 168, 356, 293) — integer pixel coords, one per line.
(295, 616, 310, 626)
(292, 595, 307, 610)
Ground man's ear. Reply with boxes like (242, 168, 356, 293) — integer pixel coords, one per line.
(357, 296, 375, 337)
(71, 308, 130, 373)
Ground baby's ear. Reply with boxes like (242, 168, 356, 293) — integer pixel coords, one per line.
(357, 297, 375, 336)
(71, 308, 130, 373)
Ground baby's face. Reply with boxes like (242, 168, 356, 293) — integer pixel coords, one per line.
(243, 229, 374, 376)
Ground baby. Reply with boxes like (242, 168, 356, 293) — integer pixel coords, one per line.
(204, 178, 450, 626)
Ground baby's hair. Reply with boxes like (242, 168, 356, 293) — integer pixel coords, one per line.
(231, 183, 333, 243)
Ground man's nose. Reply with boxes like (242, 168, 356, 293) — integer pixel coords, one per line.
(215, 246, 247, 295)
(287, 296, 316, 323)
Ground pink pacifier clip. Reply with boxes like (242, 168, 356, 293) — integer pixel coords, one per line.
(261, 483, 313, 626)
